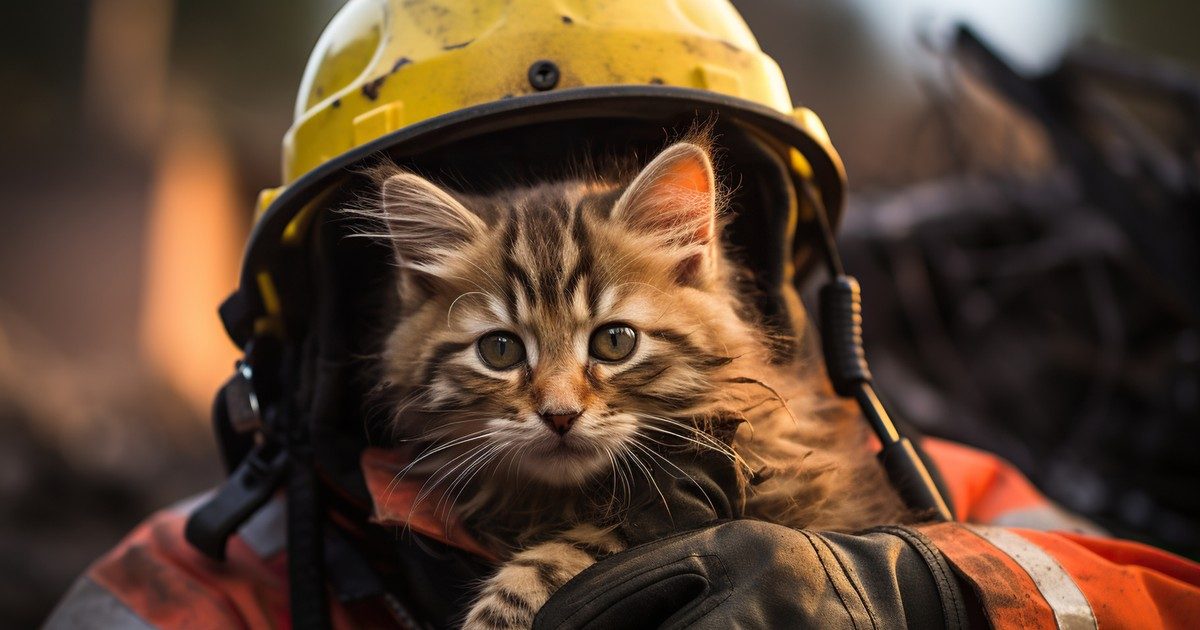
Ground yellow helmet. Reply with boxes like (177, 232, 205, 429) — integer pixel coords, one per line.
(229, 0, 847, 347)
(195, 0, 863, 577)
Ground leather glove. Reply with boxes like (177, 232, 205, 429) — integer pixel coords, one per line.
(534, 519, 970, 629)
(537, 436, 971, 629)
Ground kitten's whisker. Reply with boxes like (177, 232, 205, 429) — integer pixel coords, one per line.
(391, 441, 492, 526)
(603, 447, 620, 512)
(630, 440, 717, 513)
(596, 245, 642, 282)
(451, 442, 506, 498)
(495, 442, 523, 482)
(625, 441, 679, 518)
(440, 270, 503, 301)
(401, 413, 510, 441)
(421, 439, 493, 491)
(452, 257, 511, 306)
(721, 376, 797, 424)
(446, 291, 493, 328)
(410, 441, 494, 509)
(390, 387, 438, 427)
(402, 430, 498, 475)
(631, 416, 744, 466)
(503, 441, 526, 480)
(602, 448, 632, 520)
(444, 442, 508, 517)
(438, 442, 505, 519)
(616, 448, 632, 493)
(635, 413, 744, 456)
(608, 280, 670, 301)
(636, 429, 734, 463)
(649, 424, 742, 464)
(381, 429, 496, 502)
(738, 396, 778, 416)
(433, 446, 490, 516)
(407, 444, 488, 507)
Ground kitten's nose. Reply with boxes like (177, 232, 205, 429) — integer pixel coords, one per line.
(540, 410, 581, 435)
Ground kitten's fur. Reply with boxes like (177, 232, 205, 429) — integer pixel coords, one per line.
(361, 141, 907, 629)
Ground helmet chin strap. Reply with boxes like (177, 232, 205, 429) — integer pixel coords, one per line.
(185, 339, 290, 561)
(801, 178, 955, 522)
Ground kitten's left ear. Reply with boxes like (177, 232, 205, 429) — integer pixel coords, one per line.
(377, 171, 486, 300)
(613, 142, 718, 283)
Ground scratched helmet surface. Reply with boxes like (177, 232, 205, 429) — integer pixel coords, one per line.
(285, 0, 802, 184)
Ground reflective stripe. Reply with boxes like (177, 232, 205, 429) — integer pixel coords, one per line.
(237, 494, 287, 558)
(968, 525, 1098, 630)
(990, 505, 1108, 537)
(44, 576, 157, 630)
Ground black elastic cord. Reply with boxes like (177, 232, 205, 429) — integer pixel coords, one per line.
(798, 178, 846, 276)
(804, 176, 954, 522)
(288, 440, 331, 630)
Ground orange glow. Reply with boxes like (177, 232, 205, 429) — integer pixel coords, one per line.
(139, 104, 245, 417)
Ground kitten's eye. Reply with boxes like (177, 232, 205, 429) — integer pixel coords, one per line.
(589, 324, 637, 362)
(477, 331, 526, 369)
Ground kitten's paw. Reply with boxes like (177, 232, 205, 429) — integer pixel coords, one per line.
(463, 536, 607, 630)
(462, 585, 539, 630)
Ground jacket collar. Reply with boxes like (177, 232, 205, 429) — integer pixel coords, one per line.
(359, 447, 498, 561)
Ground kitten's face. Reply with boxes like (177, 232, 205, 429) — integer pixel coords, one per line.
(377, 143, 759, 487)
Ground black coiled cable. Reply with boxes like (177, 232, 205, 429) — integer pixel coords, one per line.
(801, 179, 954, 521)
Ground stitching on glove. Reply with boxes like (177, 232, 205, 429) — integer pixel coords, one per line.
(797, 531, 865, 630)
(818, 534, 880, 630)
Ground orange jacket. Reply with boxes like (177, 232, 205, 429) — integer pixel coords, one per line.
(46, 438, 1200, 629)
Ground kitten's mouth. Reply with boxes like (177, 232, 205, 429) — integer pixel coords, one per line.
(537, 437, 591, 457)
(521, 436, 608, 485)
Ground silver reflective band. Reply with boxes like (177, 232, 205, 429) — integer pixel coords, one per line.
(43, 576, 157, 630)
(237, 494, 288, 558)
(989, 504, 1108, 537)
(967, 525, 1098, 630)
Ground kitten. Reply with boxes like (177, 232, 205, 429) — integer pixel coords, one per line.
(363, 141, 908, 629)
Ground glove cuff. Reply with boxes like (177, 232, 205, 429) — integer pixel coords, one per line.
(862, 525, 971, 629)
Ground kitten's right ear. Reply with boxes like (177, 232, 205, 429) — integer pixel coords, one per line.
(378, 172, 485, 276)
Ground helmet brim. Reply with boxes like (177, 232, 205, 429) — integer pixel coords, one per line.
(234, 85, 846, 347)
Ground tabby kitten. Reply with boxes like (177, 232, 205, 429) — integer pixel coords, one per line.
(366, 141, 907, 629)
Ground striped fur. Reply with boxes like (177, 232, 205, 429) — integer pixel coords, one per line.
(359, 142, 908, 629)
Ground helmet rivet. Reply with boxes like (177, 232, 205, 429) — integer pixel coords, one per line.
(527, 60, 560, 91)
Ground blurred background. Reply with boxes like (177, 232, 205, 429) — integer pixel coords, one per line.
(2, 0, 1197, 625)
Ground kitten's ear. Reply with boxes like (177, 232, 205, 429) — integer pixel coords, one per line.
(613, 142, 718, 283)
(378, 172, 485, 290)
(379, 172, 485, 266)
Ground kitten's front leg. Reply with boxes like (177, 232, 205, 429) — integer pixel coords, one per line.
(463, 525, 624, 630)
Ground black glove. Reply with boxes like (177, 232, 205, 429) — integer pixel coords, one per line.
(537, 436, 972, 629)
(534, 520, 970, 629)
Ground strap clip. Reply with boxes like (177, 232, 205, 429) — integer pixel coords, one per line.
(185, 440, 289, 560)
(225, 361, 262, 434)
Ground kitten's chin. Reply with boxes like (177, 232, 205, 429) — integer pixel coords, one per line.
(519, 442, 609, 487)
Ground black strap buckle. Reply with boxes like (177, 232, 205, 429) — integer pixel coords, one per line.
(185, 440, 289, 560)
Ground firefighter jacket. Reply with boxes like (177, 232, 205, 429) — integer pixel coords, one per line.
(45, 438, 1200, 629)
